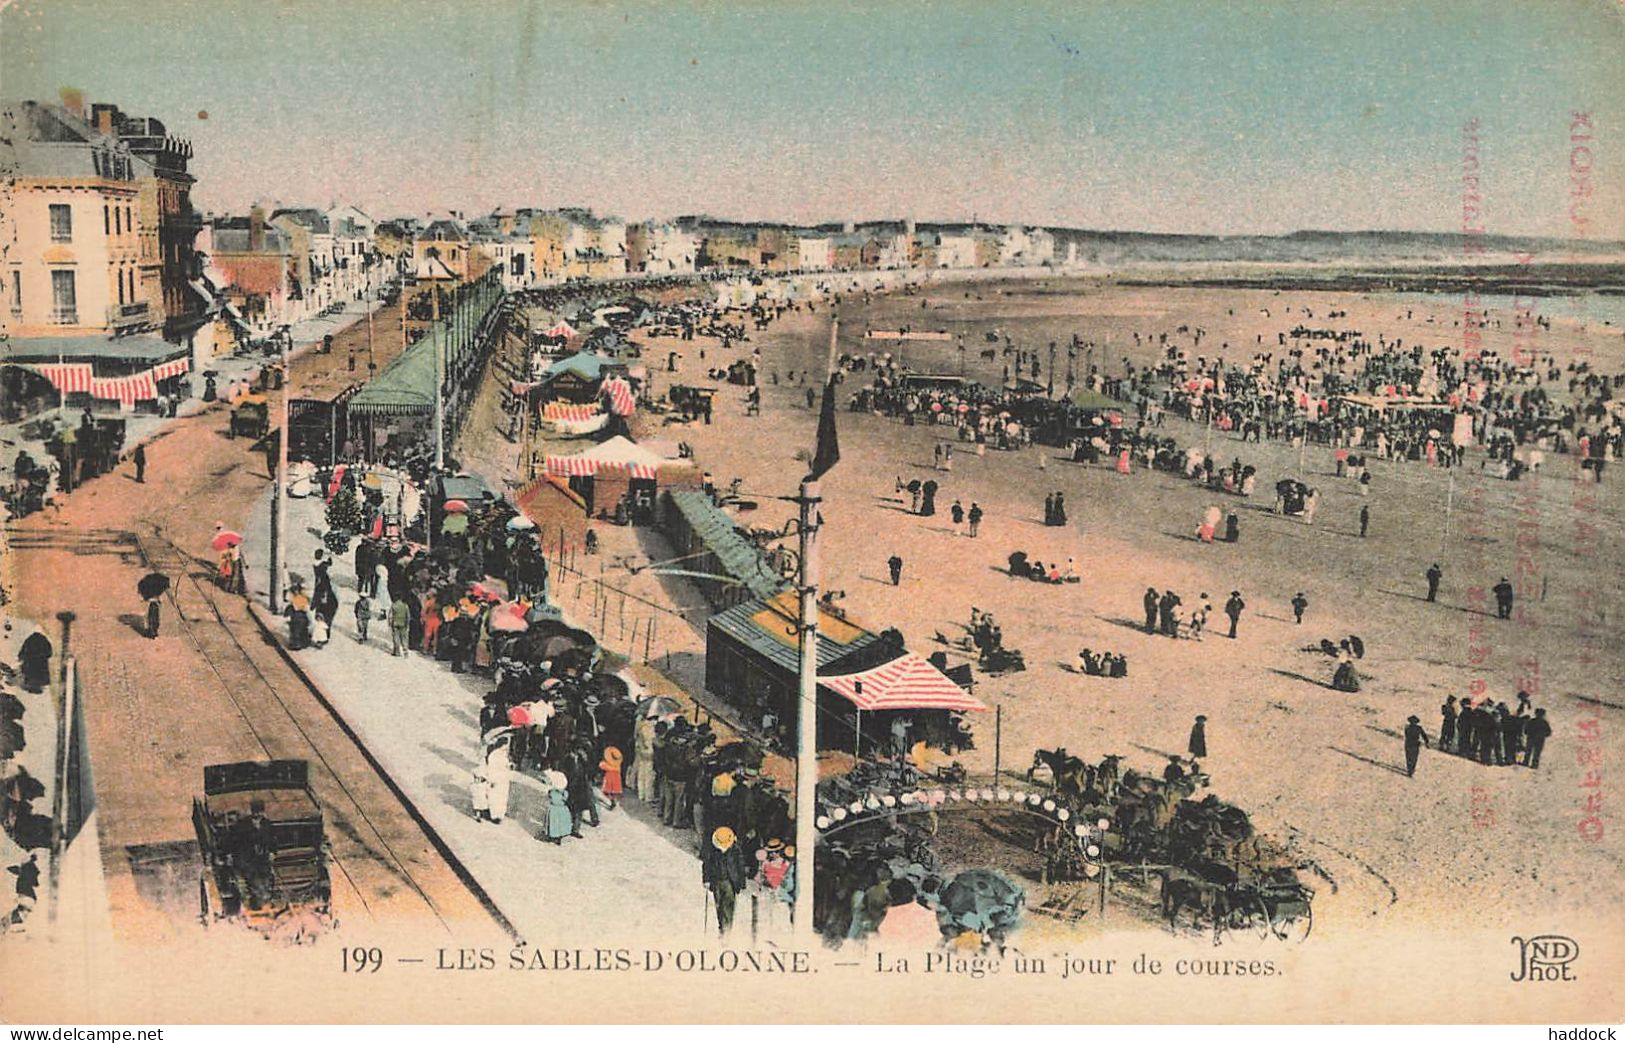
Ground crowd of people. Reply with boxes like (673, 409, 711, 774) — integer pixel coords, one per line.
(1405, 693, 1555, 776)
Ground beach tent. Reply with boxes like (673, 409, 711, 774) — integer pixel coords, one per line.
(545, 435, 665, 480)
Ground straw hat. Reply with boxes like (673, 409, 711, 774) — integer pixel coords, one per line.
(601, 747, 623, 767)
(711, 827, 736, 851)
(711, 772, 737, 796)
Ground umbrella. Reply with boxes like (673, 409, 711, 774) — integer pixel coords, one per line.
(508, 704, 534, 727)
(636, 695, 684, 719)
(443, 499, 470, 514)
(490, 604, 529, 632)
(505, 515, 538, 531)
(470, 580, 505, 602)
(938, 869, 1025, 933)
(211, 530, 243, 551)
(137, 573, 170, 601)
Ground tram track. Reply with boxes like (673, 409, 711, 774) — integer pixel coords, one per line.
(130, 527, 452, 930)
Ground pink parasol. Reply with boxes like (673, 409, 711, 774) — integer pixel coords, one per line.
(443, 499, 470, 514)
(210, 530, 243, 551)
(470, 580, 505, 602)
(490, 604, 529, 632)
(507, 704, 533, 727)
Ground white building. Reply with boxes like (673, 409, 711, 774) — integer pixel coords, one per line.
(797, 235, 833, 271)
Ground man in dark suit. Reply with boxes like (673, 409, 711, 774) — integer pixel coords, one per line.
(1425, 563, 1442, 602)
(1403, 716, 1430, 777)
(1224, 591, 1245, 638)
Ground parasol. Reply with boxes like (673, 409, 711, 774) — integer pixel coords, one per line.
(490, 603, 529, 632)
(938, 869, 1025, 934)
(505, 515, 538, 531)
(211, 530, 244, 551)
(443, 499, 470, 514)
(469, 580, 505, 602)
(137, 573, 170, 601)
(507, 704, 534, 727)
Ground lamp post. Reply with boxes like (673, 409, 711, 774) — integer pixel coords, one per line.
(269, 329, 290, 612)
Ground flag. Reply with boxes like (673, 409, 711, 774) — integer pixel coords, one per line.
(807, 376, 841, 481)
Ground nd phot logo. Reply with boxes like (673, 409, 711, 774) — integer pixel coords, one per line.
(1509, 934, 1579, 982)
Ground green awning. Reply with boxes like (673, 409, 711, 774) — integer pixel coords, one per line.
(348, 275, 505, 416)
(347, 329, 440, 416)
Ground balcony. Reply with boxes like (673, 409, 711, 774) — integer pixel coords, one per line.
(49, 307, 80, 325)
(107, 300, 151, 329)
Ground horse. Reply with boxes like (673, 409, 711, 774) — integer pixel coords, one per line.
(1161, 865, 1234, 946)
(1029, 748, 1091, 802)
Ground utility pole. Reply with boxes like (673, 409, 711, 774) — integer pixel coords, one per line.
(792, 476, 820, 938)
(1047, 341, 1056, 397)
(792, 314, 838, 939)
(270, 331, 290, 612)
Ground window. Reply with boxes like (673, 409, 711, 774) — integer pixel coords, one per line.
(104, 205, 111, 235)
(126, 206, 133, 234)
(114, 207, 122, 236)
(117, 266, 125, 305)
(9, 272, 20, 315)
(49, 203, 72, 243)
(50, 269, 77, 324)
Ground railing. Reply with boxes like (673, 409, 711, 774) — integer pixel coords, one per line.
(49, 307, 79, 325)
(107, 300, 151, 327)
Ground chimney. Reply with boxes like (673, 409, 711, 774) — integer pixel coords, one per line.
(249, 205, 266, 252)
(91, 103, 119, 136)
(58, 87, 86, 119)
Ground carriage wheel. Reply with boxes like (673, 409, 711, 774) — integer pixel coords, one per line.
(1285, 904, 1313, 943)
(1251, 896, 1274, 940)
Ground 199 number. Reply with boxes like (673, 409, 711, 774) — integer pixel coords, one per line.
(343, 946, 383, 973)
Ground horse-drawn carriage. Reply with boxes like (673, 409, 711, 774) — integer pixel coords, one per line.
(229, 395, 270, 439)
(1160, 860, 1314, 944)
(1027, 747, 1315, 942)
(193, 760, 332, 940)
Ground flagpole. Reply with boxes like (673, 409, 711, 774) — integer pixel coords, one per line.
(792, 315, 839, 939)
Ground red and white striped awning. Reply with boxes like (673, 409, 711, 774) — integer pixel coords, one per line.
(546, 435, 663, 481)
(22, 362, 94, 395)
(90, 370, 158, 409)
(603, 376, 635, 417)
(821, 652, 986, 713)
(152, 357, 191, 382)
(543, 322, 577, 339)
(546, 455, 657, 480)
(543, 401, 602, 422)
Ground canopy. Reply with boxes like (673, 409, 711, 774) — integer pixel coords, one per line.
(821, 652, 986, 713)
(546, 435, 665, 480)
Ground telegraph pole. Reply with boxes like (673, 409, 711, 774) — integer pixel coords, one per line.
(792, 314, 839, 938)
(792, 476, 820, 937)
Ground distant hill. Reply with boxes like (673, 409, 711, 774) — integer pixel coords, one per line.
(1044, 228, 1625, 266)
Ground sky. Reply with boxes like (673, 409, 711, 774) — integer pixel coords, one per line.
(3, 0, 1623, 237)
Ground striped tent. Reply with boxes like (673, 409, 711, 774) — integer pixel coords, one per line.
(602, 376, 636, 417)
(820, 652, 986, 713)
(546, 435, 663, 481)
(543, 321, 577, 340)
(543, 401, 602, 423)
(23, 362, 94, 395)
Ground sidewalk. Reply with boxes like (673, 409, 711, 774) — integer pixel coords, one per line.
(0, 297, 391, 520)
(240, 487, 728, 946)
